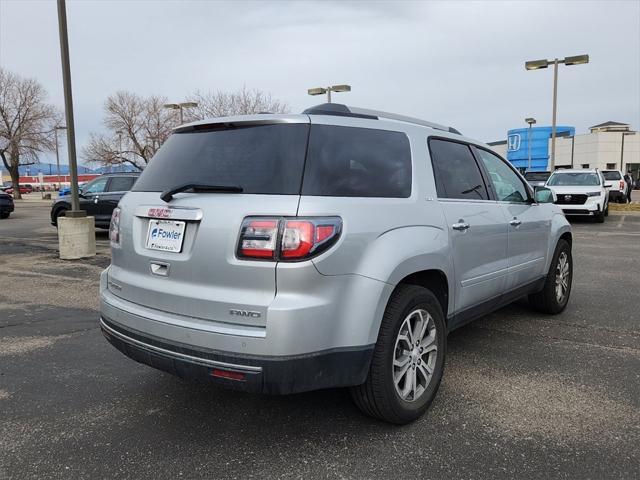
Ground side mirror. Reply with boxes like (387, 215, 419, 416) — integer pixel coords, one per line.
(534, 186, 556, 204)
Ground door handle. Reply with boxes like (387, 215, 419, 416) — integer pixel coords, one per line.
(509, 218, 522, 226)
(94, 196, 99, 204)
(452, 221, 470, 231)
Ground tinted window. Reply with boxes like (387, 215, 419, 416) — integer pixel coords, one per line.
(83, 177, 109, 194)
(477, 149, 529, 203)
(524, 172, 551, 181)
(302, 125, 411, 198)
(602, 171, 622, 180)
(107, 176, 136, 192)
(133, 124, 309, 194)
(429, 139, 488, 200)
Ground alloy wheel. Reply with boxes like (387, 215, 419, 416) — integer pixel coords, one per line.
(392, 309, 437, 402)
(555, 252, 570, 303)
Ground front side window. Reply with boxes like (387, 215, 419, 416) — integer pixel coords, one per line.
(476, 149, 529, 203)
(429, 139, 488, 200)
(302, 125, 412, 198)
(83, 177, 109, 194)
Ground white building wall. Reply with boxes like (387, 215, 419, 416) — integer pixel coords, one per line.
(489, 143, 507, 157)
(537, 131, 640, 173)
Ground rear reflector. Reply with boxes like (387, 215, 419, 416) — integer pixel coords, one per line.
(211, 369, 246, 381)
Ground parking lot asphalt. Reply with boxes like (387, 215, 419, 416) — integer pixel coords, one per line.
(1, 202, 639, 479)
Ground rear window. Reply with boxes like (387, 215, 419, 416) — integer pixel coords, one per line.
(602, 171, 622, 180)
(108, 176, 137, 192)
(524, 172, 551, 181)
(302, 125, 411, 198)
(133, 124, 309, 194)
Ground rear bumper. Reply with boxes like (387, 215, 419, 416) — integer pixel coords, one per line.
(100, 316, 373, 394)
(608, 191, 625, 201)
(0, 202, 14, 213)
(100, 263, 390, 394)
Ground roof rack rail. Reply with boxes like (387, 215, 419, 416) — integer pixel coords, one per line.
(302, 103, 461, 135)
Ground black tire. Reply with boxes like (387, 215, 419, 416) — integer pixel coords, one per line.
(528, 239, 572, 314)
(53, 207, 67, 227)
(604, 202, 609, 217)
(349, 284, 446, 424)
(594, 210, 605, 223)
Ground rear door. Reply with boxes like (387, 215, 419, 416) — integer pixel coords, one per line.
(428, 138, 508, 314)
(474, 147, 549, 289)
(107, 118, 310, 327)
(99, 176, 137, 225)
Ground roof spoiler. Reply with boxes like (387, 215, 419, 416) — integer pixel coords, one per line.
(303, 103, 461, 135)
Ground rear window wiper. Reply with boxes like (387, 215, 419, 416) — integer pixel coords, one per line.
(160, 182, 243, 202)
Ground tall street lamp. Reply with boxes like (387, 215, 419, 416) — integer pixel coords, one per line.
(163, 102, 198, 124)
(525, 54, 589, 170)
(525, 117, 536, 171)
(307, 84, 351, 103)
(54, 125, 67, 189)
(56, 0, 83, 216)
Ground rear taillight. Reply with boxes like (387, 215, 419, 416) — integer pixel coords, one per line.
(237, 217, 341, 261)
(238, 219, 279, 259)
(109, 207, 121, 248)
(620, 180, 625, 190)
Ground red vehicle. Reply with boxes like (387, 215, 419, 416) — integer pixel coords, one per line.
(4, 184, 33, 195)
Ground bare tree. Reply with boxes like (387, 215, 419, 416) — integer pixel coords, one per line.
(0, 68, 60, 199)
(188, 86, 290, 120)
(84, 87, 289, 170)
(83, 91, 176, 170)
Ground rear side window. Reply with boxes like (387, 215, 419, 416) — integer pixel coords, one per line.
(133, 124, 309, 194)
(602, 171, 622, 180)
(302, 125, 411, 198)
(428, 139, 488, 200)
(107, 176, 136, 192)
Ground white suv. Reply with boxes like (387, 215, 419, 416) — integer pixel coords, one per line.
(546, 169, 609, 222)
(602, 170, 627, 203)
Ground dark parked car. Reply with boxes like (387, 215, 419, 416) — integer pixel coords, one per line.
(523, 171, 551, 188)
(51, 173, 140, 228)
(0, 190, 15, 218)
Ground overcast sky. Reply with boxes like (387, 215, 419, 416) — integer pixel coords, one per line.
(1, 0, 639, 167)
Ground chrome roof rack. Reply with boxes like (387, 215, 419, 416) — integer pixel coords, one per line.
(302, 103, 461, 135)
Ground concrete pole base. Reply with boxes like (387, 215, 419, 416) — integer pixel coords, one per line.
(57, 216, 96, 259)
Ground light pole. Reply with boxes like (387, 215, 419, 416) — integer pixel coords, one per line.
(525, 117, 536, 171)
(307, 84, 351, 103)
(525, 54, 589, 170)
(163, 102, 198, 125)
(54, 126, 67, 189)
(56, 0, 83, 216)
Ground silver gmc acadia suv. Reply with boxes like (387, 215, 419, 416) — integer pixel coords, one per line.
(100, 103, 573, 424)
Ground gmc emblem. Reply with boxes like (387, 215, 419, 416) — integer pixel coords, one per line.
(229, 309, 261, 318)
(148, 208, 172, 218)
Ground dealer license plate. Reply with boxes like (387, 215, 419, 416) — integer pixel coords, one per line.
(145, 219, 186, 253)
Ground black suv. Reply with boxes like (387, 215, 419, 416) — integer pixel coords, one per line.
(51, 173, 140, 228)
(0, 190, 14, 218)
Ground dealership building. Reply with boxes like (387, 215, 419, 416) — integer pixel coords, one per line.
(489, 121, 640, 181)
